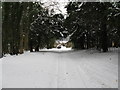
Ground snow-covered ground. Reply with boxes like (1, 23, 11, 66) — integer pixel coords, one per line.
(40, 46, 72, 52)
(1, 48, 118, 88)
(0, 59, 2, 89)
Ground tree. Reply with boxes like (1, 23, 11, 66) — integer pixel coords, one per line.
(65, 2, 120, 52)
(2, 2, 22, 55)
(0, 1, 2, 57)
(2, 2, 44, 54)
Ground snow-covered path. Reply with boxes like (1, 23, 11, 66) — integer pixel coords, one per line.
(1, 49, 118, 88)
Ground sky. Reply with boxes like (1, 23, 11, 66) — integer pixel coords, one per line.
(41, 0, 69, 15)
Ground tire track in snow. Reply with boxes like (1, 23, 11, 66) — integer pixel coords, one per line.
(63, 54, 87, 88)
(77, 60, 116, 88)
(56, 53, 69, 88)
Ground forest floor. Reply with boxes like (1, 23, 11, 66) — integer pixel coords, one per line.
(1, 47, 119, 88)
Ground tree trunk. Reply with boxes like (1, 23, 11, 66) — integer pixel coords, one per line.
(30, 40, 33, 52)
(86, 32, 89, 49)
(35, 45, 39, 52)
(101, 17, 108, 52)
(19, 3, 28, 54)
(19, 14, 24, 54)
(80, 34, 85, 49)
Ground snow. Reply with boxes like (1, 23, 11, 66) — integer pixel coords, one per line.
(40, 46, 72, 52)
(0, 59, 2, 89)
(56, 40, 68, 44)
(1, 48, 118, 88)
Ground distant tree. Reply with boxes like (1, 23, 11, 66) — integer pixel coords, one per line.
(30, 11, 66, 51)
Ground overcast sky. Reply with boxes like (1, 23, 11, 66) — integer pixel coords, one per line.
(41, 0, 69, 15)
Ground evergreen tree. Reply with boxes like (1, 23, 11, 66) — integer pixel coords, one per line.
(65, 2, 120, 52)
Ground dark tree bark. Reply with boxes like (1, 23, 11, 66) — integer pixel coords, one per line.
(80, 34, 85, 49)
(101, 17, 108, 52)
(35, 45, 39, 52)
(29, 40, 33, 52)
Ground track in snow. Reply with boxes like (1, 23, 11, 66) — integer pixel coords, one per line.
(1, 49, 118, 88)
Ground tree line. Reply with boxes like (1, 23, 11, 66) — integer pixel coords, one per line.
(64, 2, 120, 52)
(2, 2, 67, 55)
(2, 2, 120, 56)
